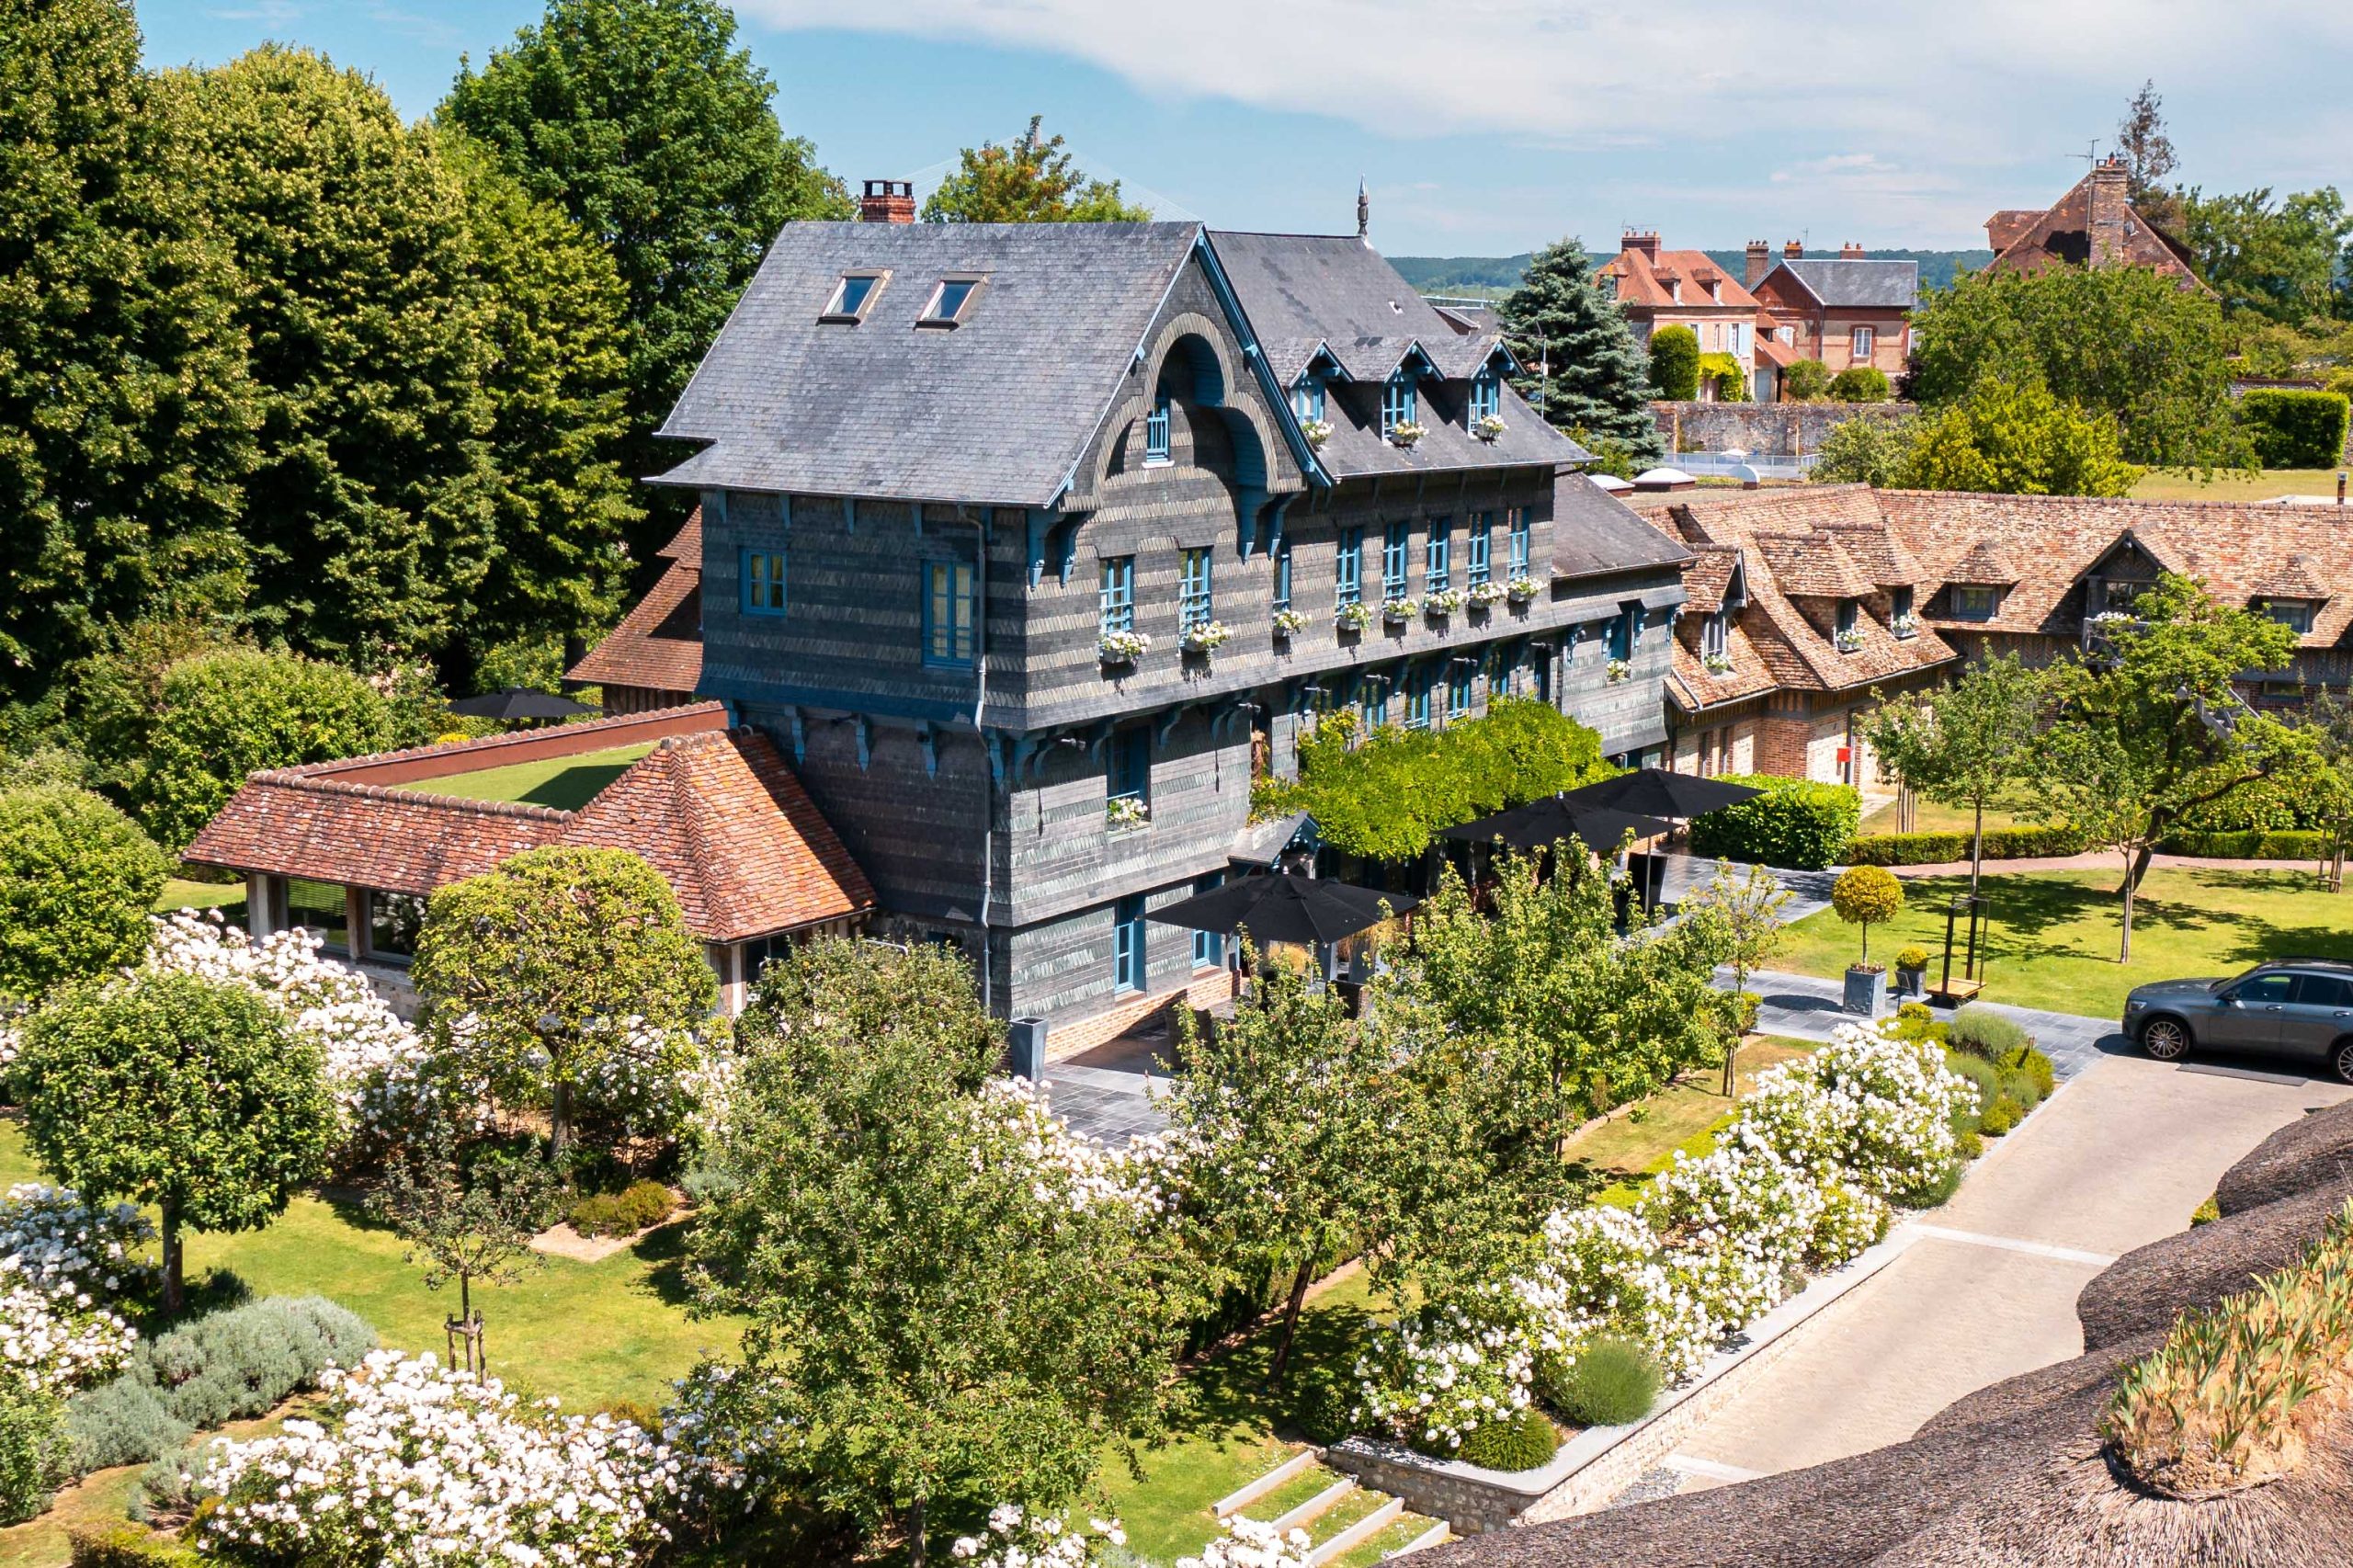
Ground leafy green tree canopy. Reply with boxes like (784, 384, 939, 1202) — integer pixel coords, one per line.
(2183, 186, 2351, 325)
(411, 846, 718, 1156)
(922, 115, 1150, 223)
(1780, 358, 1833, 402)
(0, 786, 168, 1002)
(1830, 865, 1903, 965)
(1830, 365, 1892, 403)
(1861, 653, 2045, 895)
(1647, 324, 1700, 401)
(136, 649, 398, 850)
(1907, 265, 2247, 470)
(1497, 237, 1663, 461)
(14, 971, 336, 1312)
(1811, 415, 1918, 487)
(1897, 379, 2143, 497)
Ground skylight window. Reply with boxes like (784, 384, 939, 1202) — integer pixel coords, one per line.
(918, 276, 983, 326)
(821, 271, 886, 323)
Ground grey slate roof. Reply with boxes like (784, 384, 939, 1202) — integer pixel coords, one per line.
(1552, 468, 1694, 581)
(1770, 258, 1919, 310)
(654, 222, 1201, 506)
(1208, 231, 1592, 478)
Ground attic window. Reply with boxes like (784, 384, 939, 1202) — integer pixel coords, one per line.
(1471, 369, 1501, 425)
(918, 276, 983, 327)
(821, 271, 886, 323)
(2259, 597, 2315, 633)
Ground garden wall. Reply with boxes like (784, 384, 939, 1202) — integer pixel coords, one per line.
(1650, 401, 1915, 458)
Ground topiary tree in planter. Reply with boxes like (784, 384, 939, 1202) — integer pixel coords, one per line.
(1831, 864, 1904, 969)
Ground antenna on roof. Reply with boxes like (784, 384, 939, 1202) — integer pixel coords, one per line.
(2078, 138, 2100, 171)
(1357, 176, 1370, 244)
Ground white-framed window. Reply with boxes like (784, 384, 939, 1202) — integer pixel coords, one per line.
(1851, 325, 1875, 359)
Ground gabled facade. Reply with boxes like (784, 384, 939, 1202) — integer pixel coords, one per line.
(1597, 233, 1770, 396)
(1746, 242, 1916, 384)
(1984, 157, 2206, 290)
(601, 218, 1688, 1055)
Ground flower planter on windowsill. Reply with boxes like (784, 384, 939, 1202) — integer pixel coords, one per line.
(1271, 608, 1308, 639)
(1472, 413, 1507, 442)
(1388, 422, 1427, 449)
(1467, 582, 1507, 610)
(1832, 631, 1865, 655)
(1105, 796, 1148, 831)
(1606, 658, 1631, 684)
(1843, 965, 1888, 1017)
(1301, 418, 1333, 451)
(1423, 589, 1465, 619)
(1890, 616, 1918, 641)
(1506, 577, 1541, 605)
(1381, 599, 1418, 625)
(1335, 602, 1374, 634)
(1179, 620, 1232, 655)
(1098, 631, 1150, 667)
(1702, 654, 1734, 676)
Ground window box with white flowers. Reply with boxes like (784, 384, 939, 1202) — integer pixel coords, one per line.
(1105, 795, 1148, 830)
(1179, 619, 1232, 654)
(1098, 630, 1150, 665)
(1335, 600, 1374, 632)
(1607, 657, 1631, 683)
(1506, 574, 1541, 604)
(1703, 651, 1734, 675)
(1890, 611, 1918, 640)
(1472, 412, 1507, 442)
(1301, 417, 1333, 450)
(1466, 580, 1508, 608)
(1388, 421, 1427, 449)
(1832, 627, 1866, 653)
(1381, 597, 1418, 624)
(1271, 607, 1308, 638)
(1423, 587, 1466, 617)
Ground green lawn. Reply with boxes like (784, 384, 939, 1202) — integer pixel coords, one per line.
(2130, 466, 2345, 503)
(153, 877, 244, 920)
(1857, 797, 2021, 838)
(1561, 1036, 1817, 1193)
(395, 743, 654, 812)
(1779, 867, 2353, 1019)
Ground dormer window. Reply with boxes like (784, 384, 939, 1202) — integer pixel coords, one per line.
(1701, 610, 1728, 662)
(1470, 370, 1501, 425)
(1291, 375, 1326, 423)
(1144, 395, 1171, 463)
(1833, 598, 1862, 653)
(917, 276, 982, 327)
(1381, 369, 1418, 435)
(2259, 597, 2316, 633)
(1890, 585, 1915, 637)
(1952, 585, 2001, 621)
(821, 271, 886, 323)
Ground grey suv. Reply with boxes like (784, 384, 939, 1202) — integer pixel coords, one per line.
(2125, 960, 2353, 1083)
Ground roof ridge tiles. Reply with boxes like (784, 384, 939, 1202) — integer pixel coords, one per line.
(279, 700, 727, 778)
(243, 770, 577, 823)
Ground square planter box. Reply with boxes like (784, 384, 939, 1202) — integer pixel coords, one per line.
(1844, 966, 1888, 1017)
(1894, 966, 1927, 999)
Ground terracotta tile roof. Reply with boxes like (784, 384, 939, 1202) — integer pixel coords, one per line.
(1666, 614, 1781, 713)
(1984, 165, 2204, 289)
(568, 514, 703, 697)
(1753, 531, 1875, 598)
(185, 702, 873, 943)
(1679, 545, 1740, 614)
(1818, 521, 1926, 587)
(1756, 336, 1799, 369)
(2253, 553, 2328, 603)
(1946, 537, 2024, 585)
(1599, 247, 1765, 312)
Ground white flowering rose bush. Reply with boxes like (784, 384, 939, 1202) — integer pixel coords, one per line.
(952, 1503, 1127, 1566)
(1518, 1206, 1716, 1381)
(1352, 1299, 1536, 1455)
(1735, 1022, 1973, 1200)
(193, 1350, 710, 1566)
(1178, 1516, 1315, 1568)
(975, 1076, 1182, 1220)
(1638, 1130, 1827, 1338)
(0, 1185, 153, 1393)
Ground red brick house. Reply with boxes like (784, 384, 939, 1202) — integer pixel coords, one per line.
(1984, 156, 2205, 290)
(1746, 241, 1916, 383)
(1598, 233, 1771, 398)
(184, 703, 876, 1014)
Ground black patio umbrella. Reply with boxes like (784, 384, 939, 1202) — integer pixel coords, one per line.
(1554, 767, 1763, 821)
(1145, 871, 1417, 947)
(1438, 798, 1676, 856)
(446, 687, 594, 722)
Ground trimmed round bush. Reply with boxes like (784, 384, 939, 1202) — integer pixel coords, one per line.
(1829, 365, 1892, 403)
(1979, 1096, 2022, 1137)
(1452, 1405, 1560, 1471)
(1290, 1365, 1355, 1447)
(1893, 946, 1930, 971)
(0, 786, 170, 1003)
(1648, 325, 1699, 401)
(1782, 358, 1832, 402)
(1946, 1005, 2030, 1061)
(1540, 1338, 1660, 1428)
(1688, 776, 1861, 870)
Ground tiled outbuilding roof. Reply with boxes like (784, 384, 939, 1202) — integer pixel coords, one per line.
(1678, 545, 1741, 614)
(1598, 248, 1765, 312)
(567, 514, 703, 697)
(185, 704, 873, 943)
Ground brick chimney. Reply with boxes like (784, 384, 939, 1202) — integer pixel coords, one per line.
(1783, 240, 1803, 260)
(2086, 155, 2131, 265)
(1622, 230, 1660, 264)
(859, 178, 915, 224)
(1839, 241, 1866, 259)
(1745, 240, 1770, 288)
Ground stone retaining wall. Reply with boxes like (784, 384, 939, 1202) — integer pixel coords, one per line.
(1650, 400, 1915, 458)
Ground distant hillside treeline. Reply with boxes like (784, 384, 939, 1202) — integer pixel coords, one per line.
(1392, 248, 1995, 297)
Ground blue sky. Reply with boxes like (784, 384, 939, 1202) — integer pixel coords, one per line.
(142, 1, 2353, 256)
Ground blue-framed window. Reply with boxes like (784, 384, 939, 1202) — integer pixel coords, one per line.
(1607, 606, 1639, 661)
(1290, 376, 1325, 422)
(1191, 874, 1224, 968)
(1113, 894, 1147, 993)
(1448, 661, 1473, 721)
(921, 560, 975, 667)
(1405, 667, 1432, 730)
(1098, 556, 1135, 635)
(1382, 523, 1411, 596)
(1108, 725, 1150, 809)
(1471, 369, 1501, 424)
(1273, 535, 1293, 612)
(1336, 528, 1364, 606)
(1364, 673, 1390, 730)
(741, 548, 787, 616)
(1952, 585, 2000, 621)
(1467, 513, 1493, 587)
(1144, 395, 1172, 462)
(1179, 547, 1212, 631)
(1381, 370, 1417, 435)
(1425, 518, 1451, 593)
(1508, 506, 1531, 574)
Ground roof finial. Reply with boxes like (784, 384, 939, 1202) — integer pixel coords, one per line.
(1357, 176, 1370, 244)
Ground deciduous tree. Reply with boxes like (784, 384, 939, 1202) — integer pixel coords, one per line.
(1861, 653, 2046, 896)
(14, 971, 336, 1312)
(1682, 859, 1791, 1094)
(0, 786, 168, 1001)
(1810, 415, 1918, 487)
(1498, 238, 1664, 462)
(922, 115, 1150, 223)
(411, 846, 718, 1157)
(1896, 378, 2143, 496)
(2182, 186, 2352, 325)
(367, 1123, 561, 1375)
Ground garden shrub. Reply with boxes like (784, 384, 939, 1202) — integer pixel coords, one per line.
(1290, 1364, 1355, 1447)
(1942, 1052, 1999, 1118)
(1997, 1044, 2056, 1101)
(1893, 946, 1929, 971)
(1901, 1161, 1966, 1208)
(1451, 1405, 1559, 1471)
(1999, 1070, 2044, 1113)
(1781, 358, 1832, 402)
(1734, 991, 1761, 1034)
(68, 1525, 205, 1568)
(2154, 829, 2329, 859)
(1696, 351, 1747, 403)
(1539, 1336, 1661, 1427)
(1687, 776, 1860, 870)
(567, 1179, 676, 1239)
(2237, 388, 2349, 469)
(1648, 326, 1700, 401)
(1829, 365, 1892, 403)
(1946, 1005, 2030, 1061)
(1844, 824, 2087, 865)
(1978, 1096, 2021, 1137)
(0, 787, 171, 1004)
(1891, 1001, 1942, 1044)
(0, 1379, 68, 1525)
(1953, 1127, 1984, 1162)
(62, 1379, 189, 1476)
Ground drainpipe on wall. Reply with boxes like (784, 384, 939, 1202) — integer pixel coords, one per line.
(970, 508, 994, 1017)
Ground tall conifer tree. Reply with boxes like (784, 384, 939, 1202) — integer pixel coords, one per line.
(1498, 237, 1664, 465)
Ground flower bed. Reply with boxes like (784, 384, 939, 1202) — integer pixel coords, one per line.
(0, 1186, 153, 1396)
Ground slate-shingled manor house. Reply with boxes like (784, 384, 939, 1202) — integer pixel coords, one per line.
(600, 206, 1688, 1055)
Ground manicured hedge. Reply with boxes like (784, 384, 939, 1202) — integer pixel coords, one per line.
(1829, 365, 1892, 403)
(2238, 389, 2350, 468)
(2154, 829, 2332, 859)
(1844, 824, 2088, 866)
(1688, 775, 1859, 870)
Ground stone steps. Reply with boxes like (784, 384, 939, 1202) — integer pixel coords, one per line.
(1220, 1448, 1447, 1566)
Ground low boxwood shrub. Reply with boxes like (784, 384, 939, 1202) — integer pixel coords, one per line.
(1290, 1364, 1355, 1447)
(1979, 1096, 2022, 1137)
(2238, 388, 2350, 468)
(1893, 946, 1929, 971)
(1844, 824, 2087, 865)
(2154, 829, 2329, 860)
(67, 1525, 204, 1568)
(1996, 1043, 2056, 1100)
(1947, 1005, 2030, 1061)
(1452, 1405, 1560, 1471)
(1540, 1338, 1660, 1428)
(0, 1380, 68, 1526)
(1688, 776, 1860, 870)
(1892, 1001, 1943, 1045)
(567, 1179, 676, 1239)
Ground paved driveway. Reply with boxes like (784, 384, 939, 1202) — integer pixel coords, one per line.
(1647, 1050, 2353, 1492)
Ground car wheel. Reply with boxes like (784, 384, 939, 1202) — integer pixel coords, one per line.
(2142, 1017, 2191, 1062)
(2335, 1039, 2353, 1086)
